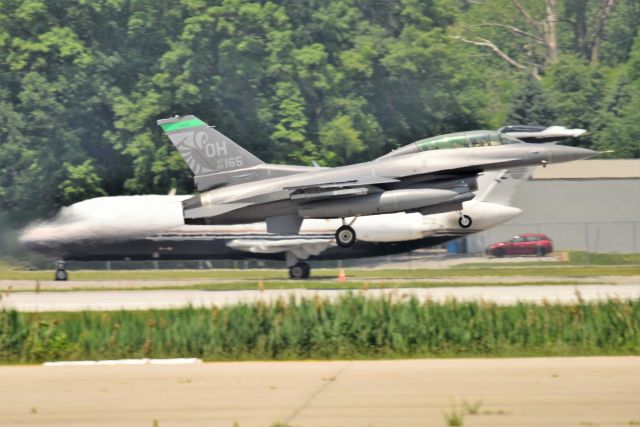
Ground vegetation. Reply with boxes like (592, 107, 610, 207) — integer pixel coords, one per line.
(0, 0, 638, 229)
(566, 251, 640, 266)
(0, 261, 637, 282)
(1, 296, 638, 363)
(0, 279, 598, 294)
(443, 406, 465, 427)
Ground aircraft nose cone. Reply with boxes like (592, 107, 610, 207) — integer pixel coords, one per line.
(548, 145, 598, 163)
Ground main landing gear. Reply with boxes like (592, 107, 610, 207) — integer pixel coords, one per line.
(335, 217, 357, 248)
(54, 261, 68, 281)
(458, 214, 472, 229)
(289, 261, 311, 279)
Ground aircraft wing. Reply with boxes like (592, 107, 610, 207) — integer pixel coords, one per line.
(226, 238, 333, 259)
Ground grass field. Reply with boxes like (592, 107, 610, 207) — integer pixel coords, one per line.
(1, 279, 601, 293)
(1, 296, 638, 363)
(0, 265, 637, 282)
(0, 252, 637, 288)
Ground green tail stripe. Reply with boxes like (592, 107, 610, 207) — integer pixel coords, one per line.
(160, 118, 206, 132)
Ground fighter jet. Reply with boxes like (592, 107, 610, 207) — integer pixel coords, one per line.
(159, 115, 596, 248)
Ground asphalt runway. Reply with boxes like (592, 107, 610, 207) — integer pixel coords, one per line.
(1, 357, 638, 427)
(1, 284, 639, 312)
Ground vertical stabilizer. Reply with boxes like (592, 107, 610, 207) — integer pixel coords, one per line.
(158, 115, 263, 176)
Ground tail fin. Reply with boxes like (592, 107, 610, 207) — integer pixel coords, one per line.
(158, 115, 263, 176)
(475, 167, 533, 205)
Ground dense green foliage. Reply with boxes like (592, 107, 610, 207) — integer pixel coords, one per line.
(1, 296, 638, 362)
(0, 0, 638, 226)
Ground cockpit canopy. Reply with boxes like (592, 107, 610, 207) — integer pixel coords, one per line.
(416, 131, 522, 150)
(379, 131, 523, 159)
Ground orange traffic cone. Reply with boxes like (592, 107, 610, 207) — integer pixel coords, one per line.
(338, 269, 347, 283)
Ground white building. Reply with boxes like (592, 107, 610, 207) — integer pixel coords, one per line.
(467, 159, 640, 254)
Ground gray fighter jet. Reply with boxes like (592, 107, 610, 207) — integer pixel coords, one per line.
(159, 115, 596, 247)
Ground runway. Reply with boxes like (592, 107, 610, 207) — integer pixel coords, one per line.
(1, 357, 638, 427)
(1, 284, 638, 312)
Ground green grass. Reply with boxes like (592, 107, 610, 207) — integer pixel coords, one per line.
(1, 296, 638, 364)
(0, 268, 290, 281)
(457, 251, 640, 268)
(1, 279, 599, 293)
(0, 264, 637, 282)
(566, 251, 640, 265)
(0, 250, 638, 282)
(335, 265, 638, 278)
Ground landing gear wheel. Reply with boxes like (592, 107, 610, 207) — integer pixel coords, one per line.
(301, 262, 310, 279)
(458, 214, 472, 229)
(289, 262, 311, 280)
(335, 225, 356, 248)
(54, 268, 68, 281)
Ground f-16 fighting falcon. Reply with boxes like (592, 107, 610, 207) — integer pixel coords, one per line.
(20, 126, 585, 280)
(159, 115, 596, 248)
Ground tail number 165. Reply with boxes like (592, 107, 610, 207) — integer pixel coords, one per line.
(216, 156, 244, 169)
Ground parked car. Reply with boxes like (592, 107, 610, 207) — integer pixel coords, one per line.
(485, 234, 553, 257)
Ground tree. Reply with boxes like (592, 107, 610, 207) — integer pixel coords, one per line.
(452, 0, 623, 77)
(505, 77, 557, 126)
(593, 34, 640, 157)
(59, 160, 107, 205)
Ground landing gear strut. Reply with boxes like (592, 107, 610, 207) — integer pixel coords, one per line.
(335, 217, 357, 248)
(54, 261, 68, 281)
(289, 262, 311, 279)
(458, 214, 472, 229)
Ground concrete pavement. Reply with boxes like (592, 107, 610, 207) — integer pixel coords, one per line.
(1, 357, 638, 427)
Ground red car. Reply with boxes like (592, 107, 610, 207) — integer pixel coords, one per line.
(485, 234, 553, 257)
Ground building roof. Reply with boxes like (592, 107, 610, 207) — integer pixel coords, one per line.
(531, 159, 640, 179)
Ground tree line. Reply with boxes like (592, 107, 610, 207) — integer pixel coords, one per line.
(0, 0, 638, 226)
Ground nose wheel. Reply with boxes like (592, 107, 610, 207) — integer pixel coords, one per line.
(336, 217, 358, 248)
(335, 225, 356, 248)
(458, 214, 472, 229)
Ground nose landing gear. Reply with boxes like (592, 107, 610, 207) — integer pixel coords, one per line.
(458, 214, 472, 229)
(335, 217, 357, 248)
(335, 225, 356, 248)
